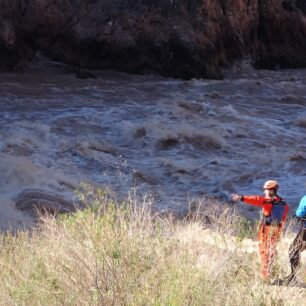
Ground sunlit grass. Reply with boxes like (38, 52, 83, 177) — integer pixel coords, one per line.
(0, 186, 304, 305)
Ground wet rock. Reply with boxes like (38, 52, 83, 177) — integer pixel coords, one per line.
(209, 159, 219, 165)
(156, 137, 180, 149)
(182, 134, 222, 150)
(132, 170, 158, 185)
(15, 189, 77, 216)
(134, 127, 147, 139)
(177, 101, 204, 113)
(209, 92, 222, 99)
(61, 141, 118, 158)
(289, 153, 306, 161)
(58, 180, 77, 191)
(2, 143, 34, 156)
(0, 1, 305, 78)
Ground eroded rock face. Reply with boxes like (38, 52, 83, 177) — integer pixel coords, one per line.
(0, 0, 305, 78)
(255, 0, 306, 69)
(15, 189, 77, 216)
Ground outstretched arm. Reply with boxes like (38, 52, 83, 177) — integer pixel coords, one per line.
(231, 194, 266, 207)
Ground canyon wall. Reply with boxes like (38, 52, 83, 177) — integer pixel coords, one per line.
(0, 0, 305, 78)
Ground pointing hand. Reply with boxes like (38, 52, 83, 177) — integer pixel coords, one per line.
(231, 194, 242, 202)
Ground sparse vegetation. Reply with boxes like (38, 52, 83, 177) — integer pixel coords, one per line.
(0, 186, 305, 305)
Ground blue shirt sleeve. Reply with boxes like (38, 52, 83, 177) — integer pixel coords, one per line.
(296, 195, 306, 217)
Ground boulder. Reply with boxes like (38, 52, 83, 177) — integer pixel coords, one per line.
(15, 189, 77, 216)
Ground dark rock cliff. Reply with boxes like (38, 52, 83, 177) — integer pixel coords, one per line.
(0, 0, 305, 79)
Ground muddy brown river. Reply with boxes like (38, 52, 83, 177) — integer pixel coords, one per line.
(0, 59, 305, 230)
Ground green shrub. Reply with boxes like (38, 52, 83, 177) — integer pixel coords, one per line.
(0, 188, 302, 305)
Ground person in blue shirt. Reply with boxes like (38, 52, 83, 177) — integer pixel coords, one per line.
(288, 195, 306, 280)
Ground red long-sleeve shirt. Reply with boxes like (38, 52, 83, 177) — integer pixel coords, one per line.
(242, 195, 289, 224)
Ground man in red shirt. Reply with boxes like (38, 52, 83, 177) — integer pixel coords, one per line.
(231, 180, 289, 281)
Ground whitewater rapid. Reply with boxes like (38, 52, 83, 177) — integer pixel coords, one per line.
(0, 61, 305, 230)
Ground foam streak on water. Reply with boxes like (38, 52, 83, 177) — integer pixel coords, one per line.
(0, 67, 305, 230)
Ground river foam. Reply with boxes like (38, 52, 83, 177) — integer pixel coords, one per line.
(0, 66, 305, 230)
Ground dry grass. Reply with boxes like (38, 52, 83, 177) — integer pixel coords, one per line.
(0, 186, 305, 305)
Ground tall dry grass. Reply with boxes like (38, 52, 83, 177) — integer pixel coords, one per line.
(0, 186, 305, 305)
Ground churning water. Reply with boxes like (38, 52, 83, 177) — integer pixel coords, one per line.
(0, 60, 305, 230)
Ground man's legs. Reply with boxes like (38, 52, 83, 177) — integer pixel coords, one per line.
(259, 233, 269, 279)
(258, 225, 281, 280)
(289, 228, 306, 276)
(259, 226, 271, 280)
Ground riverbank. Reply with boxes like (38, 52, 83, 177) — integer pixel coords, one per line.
(0, 191, 305, 305)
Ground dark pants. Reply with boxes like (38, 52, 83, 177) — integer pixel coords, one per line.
(289, 225, 306, 275)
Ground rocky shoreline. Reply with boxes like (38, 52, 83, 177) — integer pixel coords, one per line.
(0, 0, 306, 79)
